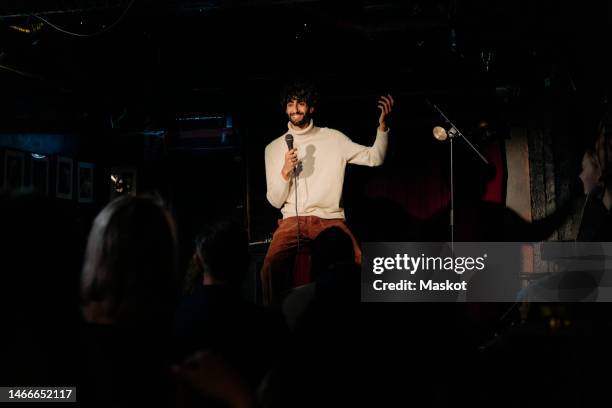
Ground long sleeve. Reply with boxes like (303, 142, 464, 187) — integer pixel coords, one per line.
(265, 143, 291, 209)
(340, 128, 389, 166)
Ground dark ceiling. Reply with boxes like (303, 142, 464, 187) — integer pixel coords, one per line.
(0, 1, 610, 131)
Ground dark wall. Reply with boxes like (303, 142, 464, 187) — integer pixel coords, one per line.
(1, 1, 611, 246)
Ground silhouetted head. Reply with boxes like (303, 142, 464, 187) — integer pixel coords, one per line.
(193, 218, 249, 288)
(0, 193, 80, 322)
(81, 195, 178, 326)
(310, 226, 355, 282)
(594, 108, 612, 189)
(580, 149, 603, 195)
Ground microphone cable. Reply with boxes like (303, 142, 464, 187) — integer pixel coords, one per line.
(294, 164, 300, 252)
(285, 133, 300, 252)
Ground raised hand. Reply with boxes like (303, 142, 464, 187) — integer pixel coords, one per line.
(378, 94, 395, 132)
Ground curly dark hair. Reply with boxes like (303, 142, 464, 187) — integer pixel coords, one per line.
(281, 80, 319, 109)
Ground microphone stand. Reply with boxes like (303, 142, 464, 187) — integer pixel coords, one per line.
(427, 100, 489, 250)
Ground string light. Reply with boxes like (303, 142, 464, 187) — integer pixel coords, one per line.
(9, 23, 44, 34)
(30, 0, 136, 37)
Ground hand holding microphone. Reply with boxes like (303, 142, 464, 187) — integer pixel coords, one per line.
(281, 134, 299, 180)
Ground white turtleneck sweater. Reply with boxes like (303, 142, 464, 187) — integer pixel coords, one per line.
(265, 120, 388, 219)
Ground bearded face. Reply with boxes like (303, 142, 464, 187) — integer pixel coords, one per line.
(286, 99, 313, 128)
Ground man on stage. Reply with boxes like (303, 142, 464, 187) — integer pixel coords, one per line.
(262, 81, 394, 305)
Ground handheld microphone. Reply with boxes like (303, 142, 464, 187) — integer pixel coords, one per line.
(285, 134, 294, 150)
(285, 134, 296, 171)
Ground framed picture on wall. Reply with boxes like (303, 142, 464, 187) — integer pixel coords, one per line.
(78, 162, 94, 203)
(30, 154, 50, 195)
(109, 167, 137, 200)
(4, 150, 25, 192)
(56, 156, 73, 199)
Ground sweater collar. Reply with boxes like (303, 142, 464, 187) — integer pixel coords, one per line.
(287, 120, 314, 136)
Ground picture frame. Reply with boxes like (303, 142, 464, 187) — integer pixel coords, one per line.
(30, 154, 50, 195)
(78, 162, 94, 203)
(109, 167, 137, 200)
(4, 150, 25, 192)
(56, 156, 73, 199)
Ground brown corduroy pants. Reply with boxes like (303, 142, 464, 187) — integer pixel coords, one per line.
(260, 216, 361, 306)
